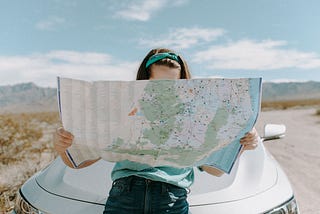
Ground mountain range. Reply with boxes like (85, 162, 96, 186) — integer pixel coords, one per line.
(0, 81, 320, 113)
(0, 82, 57, 113)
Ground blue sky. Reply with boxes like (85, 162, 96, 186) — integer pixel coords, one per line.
(1, 0, 320, 87)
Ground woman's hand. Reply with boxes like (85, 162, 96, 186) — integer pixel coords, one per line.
(54, 127, 74, 155)
(54, 127, 101, 168)
(240, 127, 259, 151)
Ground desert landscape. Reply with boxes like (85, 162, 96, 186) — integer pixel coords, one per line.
(0, 112, 60, 213)
(0, 107, 319, 213)
(0, 81, 320, 213)
(256, 107, 320, 213)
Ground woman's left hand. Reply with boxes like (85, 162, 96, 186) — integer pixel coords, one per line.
(240, 127, 259, 151)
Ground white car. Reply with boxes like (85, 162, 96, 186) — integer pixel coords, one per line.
(12, 124, 299, 213)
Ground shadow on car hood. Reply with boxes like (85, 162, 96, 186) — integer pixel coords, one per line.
(35, 142, 278, 206)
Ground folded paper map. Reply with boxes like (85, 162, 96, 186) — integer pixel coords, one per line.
(57, 77, 261, 173)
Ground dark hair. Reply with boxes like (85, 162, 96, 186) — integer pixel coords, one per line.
(136, 48, 191, 80)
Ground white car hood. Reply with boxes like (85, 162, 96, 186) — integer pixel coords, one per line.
(35, 141, 278, 206)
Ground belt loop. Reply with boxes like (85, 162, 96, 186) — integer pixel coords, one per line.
(161, 182, 167, 194)
(127, 176, 134, 192)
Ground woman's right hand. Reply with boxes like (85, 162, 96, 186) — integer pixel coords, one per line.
(54, 127, 100, 168)
(54, 127, 74, 155)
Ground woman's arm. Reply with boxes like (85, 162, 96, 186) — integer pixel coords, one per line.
(200, 165, 224, 177)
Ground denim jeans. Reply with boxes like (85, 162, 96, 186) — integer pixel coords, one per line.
(103, 176, 189, 214)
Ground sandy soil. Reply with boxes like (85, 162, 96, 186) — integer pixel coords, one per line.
(256, 108, 320, 213)
(0, 115, 57, 213)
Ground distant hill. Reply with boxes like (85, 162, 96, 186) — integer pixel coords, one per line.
(262, 81, 320, 101)
(0, 82, 57, 113)
(0, 81, 320, 113)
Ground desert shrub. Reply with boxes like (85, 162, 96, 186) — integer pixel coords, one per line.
(262, 99, 320, 110)
(316, 109, 320, 116)
(0, 112, 60, 212)
(0, 112, 60, 164)
(0, 115, 43, 164)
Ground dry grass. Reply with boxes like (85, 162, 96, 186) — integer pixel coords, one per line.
(261, 99, 320, 111)
(0, 112, 60, 213)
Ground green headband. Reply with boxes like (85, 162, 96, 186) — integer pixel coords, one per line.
(146, 52, 181, 68)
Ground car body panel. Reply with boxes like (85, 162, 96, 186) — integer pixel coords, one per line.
(18, 140, 295, 213)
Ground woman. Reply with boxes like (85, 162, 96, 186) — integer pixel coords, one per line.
(54, 48, 259, 213)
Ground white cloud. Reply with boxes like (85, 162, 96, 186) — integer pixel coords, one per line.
(44, 51, 113, 64)
(139, 27, 225, 50)
(265, 79, 308, 83)
(192, 39, 320, 70)
(0, 51, 138, 87)
(114, 0, 188, 21)
(35, 16, 65, 31)
(115, 0, 165, 21)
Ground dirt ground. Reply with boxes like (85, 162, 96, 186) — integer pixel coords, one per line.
(256, 107, 320, 213)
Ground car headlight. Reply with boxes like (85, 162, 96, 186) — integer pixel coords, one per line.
(264, 196, 299, 214)
(13, 189, 48, 214)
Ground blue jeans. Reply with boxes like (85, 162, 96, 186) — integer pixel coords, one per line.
(103, 176, 189, 214)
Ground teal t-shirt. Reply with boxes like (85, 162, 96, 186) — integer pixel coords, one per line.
(111, 160, 194, 188)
